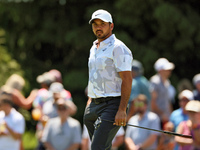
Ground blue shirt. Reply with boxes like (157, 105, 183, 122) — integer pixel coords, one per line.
(129, 76, 151, 104)
(126, 111, 161, 150)
(150, 74, 171, 118)
(42, 117, 82, 150)
(170, 108, 188, 131)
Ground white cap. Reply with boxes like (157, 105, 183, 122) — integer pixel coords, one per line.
(178, 90, 193, 100)
(36, 72, 55, 84)
(49, 82, 64, 93)
(154, 58, 175, 71)
(193, 73, 200, 85)
(185, 100, 200, 112)
(89, 9, 113, 24)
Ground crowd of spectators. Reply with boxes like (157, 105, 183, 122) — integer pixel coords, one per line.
(1, 58, 200, 150)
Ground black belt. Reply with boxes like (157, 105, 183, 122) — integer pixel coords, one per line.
(92, 96, 120, 104)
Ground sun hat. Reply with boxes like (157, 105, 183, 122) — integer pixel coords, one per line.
(193, 73, 200, 85)
(178, 90, 194, 100)
(89, 9, 113, 24)
(36, 72, 55, 85)
(185, 100, 200, 112)
(154, 58, 175, 71)
(5, 74, 25, 91)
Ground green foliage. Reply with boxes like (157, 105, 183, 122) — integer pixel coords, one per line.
(0, 28, 23, 86)
(0, 0, 200, 128)
(22, 130, 37, 150)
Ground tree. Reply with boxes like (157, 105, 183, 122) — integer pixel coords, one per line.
(0, 0, 200, 125)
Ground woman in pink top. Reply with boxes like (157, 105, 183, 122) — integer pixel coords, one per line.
(175, 120, 193, 150)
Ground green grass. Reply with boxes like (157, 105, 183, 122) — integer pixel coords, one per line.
(22, 130, 38, 150)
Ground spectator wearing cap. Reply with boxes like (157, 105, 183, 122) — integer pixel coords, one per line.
(125, 94, 161, 150)
(36, 82, 77, 150)
(32, 72, 56, 150)
(42, 82, 77, 119)
(168, 90, 193, 150)
(42, 98, 81, 150)
(170, 90, 193, 130)
(193, 73, 200, 101)
(127, 60, 151, 121)
(0, 93, 25, 150)
(150, 58, 175, 128)
(175, 100, 200, 150)
(32, 72, 56, 110)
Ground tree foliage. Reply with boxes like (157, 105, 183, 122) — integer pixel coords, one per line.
(0, 0, 200, 124)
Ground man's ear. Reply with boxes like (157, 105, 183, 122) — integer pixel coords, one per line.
(110, 23, 114, 31)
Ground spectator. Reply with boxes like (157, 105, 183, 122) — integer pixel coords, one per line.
(170, 90, 193, 131)
(41, 98, 82, 150)
(175, 100, 200, 149)
(31, 71, 56, 150)
(0, 93, 25, 150)
(127, 60, 151, 121)
(42, 82, 76, 118)
(157, 122, 175, 150)
(32, 71, 56, 110)
(193, 73, 200, 100)
(129, 60, 151, 104)
(0, 74, 38, 110)
(125, 94, 160, 150)
(33, 69, 72, 112)
(150, 58, 175, 128)
(169, 89, 193, 150)
(174, 120, 193, 150)
(35, 81, 76, 150)
(81, 124, 125, 150)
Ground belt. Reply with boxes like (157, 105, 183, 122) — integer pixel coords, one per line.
(92, 96, 120, 104)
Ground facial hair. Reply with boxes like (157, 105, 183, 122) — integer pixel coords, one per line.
(136, 109, 145, 115)
(95, 30, 111, 40)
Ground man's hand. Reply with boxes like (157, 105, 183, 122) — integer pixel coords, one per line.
(113, 110, 126, 126)
(114, 71, 132, 126)
(0, 121, 8, 136)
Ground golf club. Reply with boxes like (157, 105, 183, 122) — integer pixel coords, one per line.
(100, 117, 192, 139)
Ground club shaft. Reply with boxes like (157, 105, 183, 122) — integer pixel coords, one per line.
(101, 119, 192, 139)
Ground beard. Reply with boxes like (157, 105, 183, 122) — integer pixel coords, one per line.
(95, 30, 110, 40)
(136, 109, 145, 115)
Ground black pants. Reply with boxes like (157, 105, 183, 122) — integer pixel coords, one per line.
(83, 97, 121, 150)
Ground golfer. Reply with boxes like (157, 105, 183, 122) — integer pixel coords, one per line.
(83, 9, 133, 150)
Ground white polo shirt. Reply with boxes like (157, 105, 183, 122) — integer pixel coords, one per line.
(88, 34, 133, 98)
(0, 109, 25, 150)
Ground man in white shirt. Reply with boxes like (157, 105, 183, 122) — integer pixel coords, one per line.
(84, 9, 133, 150)
(0, 93, 25, 150)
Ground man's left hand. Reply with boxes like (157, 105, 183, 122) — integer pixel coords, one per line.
(113, 110, 126, 126)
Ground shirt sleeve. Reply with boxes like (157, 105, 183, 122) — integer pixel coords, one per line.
(113, 45, 133, 72)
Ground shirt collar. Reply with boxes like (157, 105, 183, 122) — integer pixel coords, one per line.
(93, 34, 115, 46)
